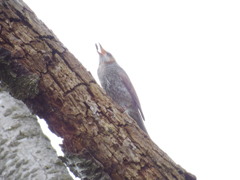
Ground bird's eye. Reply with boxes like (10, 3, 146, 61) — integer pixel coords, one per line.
(106, 52, 112, 57)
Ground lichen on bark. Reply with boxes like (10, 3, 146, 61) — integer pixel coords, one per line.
(0, 47, 39, 100)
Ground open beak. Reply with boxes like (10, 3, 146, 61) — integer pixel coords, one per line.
(95, 43, 106, 55)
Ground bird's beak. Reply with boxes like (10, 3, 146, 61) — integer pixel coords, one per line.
(95, 43, 106, 55)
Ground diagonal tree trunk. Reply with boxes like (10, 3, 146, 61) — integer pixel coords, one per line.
(0, 1, 196, 179)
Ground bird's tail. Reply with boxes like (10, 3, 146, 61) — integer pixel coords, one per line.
(128, 108, 148, 134)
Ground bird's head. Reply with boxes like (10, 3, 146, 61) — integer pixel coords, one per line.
(95, 43, 116, 65)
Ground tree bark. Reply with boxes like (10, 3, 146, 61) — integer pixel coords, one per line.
(0, 90, 73, 179)
(0, 1, 196, 179)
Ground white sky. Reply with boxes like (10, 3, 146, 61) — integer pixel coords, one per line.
(24, 1, 240, 179)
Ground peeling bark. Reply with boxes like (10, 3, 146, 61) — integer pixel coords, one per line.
(0, 1, 196, 179)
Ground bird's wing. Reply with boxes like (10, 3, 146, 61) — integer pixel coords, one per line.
(118, 68, 145, 120)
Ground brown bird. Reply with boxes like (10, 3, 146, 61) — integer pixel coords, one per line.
(96, 43, 148, 134)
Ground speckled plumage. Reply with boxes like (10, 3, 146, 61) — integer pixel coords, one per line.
(96, 44, 148, 134)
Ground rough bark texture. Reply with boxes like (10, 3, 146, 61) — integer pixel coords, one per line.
(0, 90, 72, 180)
(0, 1, 196, 179)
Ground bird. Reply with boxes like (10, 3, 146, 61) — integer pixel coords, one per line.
(95, 43, 148, 134)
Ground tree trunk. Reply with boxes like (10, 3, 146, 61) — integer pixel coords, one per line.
(0, 1, 196, 179)
(0, 90, 73, 179)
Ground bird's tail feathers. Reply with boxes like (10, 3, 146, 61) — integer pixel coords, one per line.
(128, 109, 148, 134)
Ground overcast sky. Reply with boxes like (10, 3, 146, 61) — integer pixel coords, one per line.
(24, 1, 240, 179)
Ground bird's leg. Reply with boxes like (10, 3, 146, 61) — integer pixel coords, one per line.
(123, 109, 130, 115)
